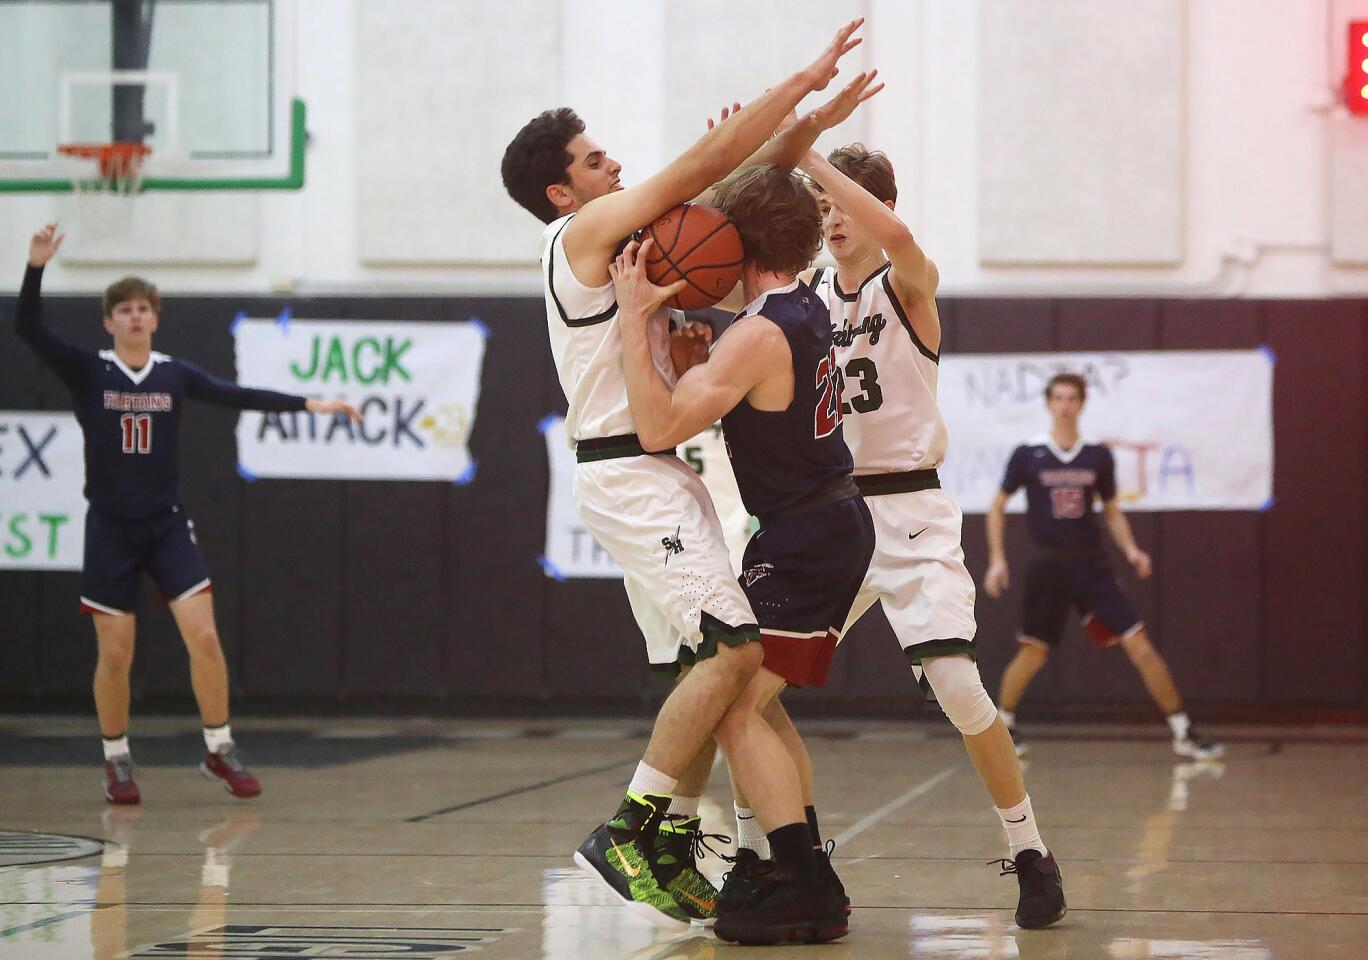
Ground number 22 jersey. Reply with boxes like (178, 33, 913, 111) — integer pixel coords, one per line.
(810, 263, 947, 474)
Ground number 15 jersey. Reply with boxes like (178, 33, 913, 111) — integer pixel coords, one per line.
(810, 263, 946, 474)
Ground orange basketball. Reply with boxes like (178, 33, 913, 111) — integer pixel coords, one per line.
(640, 203, 744, 310)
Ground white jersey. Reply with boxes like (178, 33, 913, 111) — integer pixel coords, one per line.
(810, 262, 947, 473)
(540, 214, 675, 443)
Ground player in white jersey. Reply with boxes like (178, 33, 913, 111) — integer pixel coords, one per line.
(796, 144, 1067, 929)
(501, 21, 869, 941)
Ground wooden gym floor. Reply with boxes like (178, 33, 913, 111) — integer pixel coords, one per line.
(1, 716, 1365, 959)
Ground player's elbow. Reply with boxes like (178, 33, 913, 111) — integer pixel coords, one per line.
(638, 423, 678, 454)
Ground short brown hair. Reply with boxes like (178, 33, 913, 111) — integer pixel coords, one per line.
(710, 165, 821, 276)
(103, 277, 160, 317)
(822, 143, 897, 204)
(1045, 373, 1087, 402)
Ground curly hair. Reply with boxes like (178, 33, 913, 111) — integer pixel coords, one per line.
(500, 108, 585, 224)
(711, 165, 822, 276)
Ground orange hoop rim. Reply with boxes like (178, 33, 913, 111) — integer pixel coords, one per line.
(56, 142, 152, 181)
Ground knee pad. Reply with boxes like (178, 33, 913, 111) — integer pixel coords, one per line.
(922, 656, 998, 736)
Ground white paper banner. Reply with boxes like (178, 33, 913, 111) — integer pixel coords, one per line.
(938, 349, 1274, 513)
(0, 411, 86, 570)
(233, 315, 487, 481)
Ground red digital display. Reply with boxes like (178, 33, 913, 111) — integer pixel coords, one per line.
(1347, 21, 1368, 116)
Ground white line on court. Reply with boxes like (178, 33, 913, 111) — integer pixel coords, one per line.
(831, 766, 960, 847)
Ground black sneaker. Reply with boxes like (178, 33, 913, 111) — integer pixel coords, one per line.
(992, 848, 1066, 929)
(817, 840, 850, 915)
(717, 847, 774, 914)
(714, 870, 848, 945)
(652, 815, 730, 925)
(574, 793, 690, 931)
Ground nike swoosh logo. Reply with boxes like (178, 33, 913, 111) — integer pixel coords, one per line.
(677, 889, 716, 912)
(1005, 815, 1028, 824)
(909, 528, 928, 541)
(610, 839, 641, 877)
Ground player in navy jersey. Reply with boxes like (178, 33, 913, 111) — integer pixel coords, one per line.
(985, 372, 1223, 761)
(18, 224, 361, 805)
(611, 165, 871, 943)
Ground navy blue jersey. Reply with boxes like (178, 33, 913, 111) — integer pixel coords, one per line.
(721, 279, 854, 521)
(1001, 438, 1117, 551)
(16, 265, 307, 520)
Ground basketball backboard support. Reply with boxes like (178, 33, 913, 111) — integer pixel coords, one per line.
(0, 0, 303, 193)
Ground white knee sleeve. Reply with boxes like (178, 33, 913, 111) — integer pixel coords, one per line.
(921, 656, 998, 736)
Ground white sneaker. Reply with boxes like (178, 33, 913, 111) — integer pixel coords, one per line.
(1172, 732, 1224, 761)
(1006, 725, 1028, 757)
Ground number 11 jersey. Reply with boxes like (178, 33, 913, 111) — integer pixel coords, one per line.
(810, 263, 947, 474)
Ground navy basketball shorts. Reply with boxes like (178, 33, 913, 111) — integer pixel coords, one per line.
(739, 494, 876, 688)
(1019, 553, 1142, 649)
(79, 507, 212, 616)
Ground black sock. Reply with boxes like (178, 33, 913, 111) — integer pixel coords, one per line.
(805, 805, 823, 849)
(768, 822, 818, 880)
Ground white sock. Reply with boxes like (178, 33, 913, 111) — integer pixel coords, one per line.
(1167, 711, 1191, 742)
(998, 707, 1016, 728)
(627, 761, 676, 799)
(102, 735, 130, 761)
(996, 795, 1046, 858)
(735, 803, 771, 858)
(204, 723, 234, 753)
(668, 795, 701, 818)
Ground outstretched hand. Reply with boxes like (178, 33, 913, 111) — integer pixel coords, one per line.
(609, 238, 687, 320)
(29, 223, 64, 268)
(802, 17, 865, 92)
(306, 398, 363, 423)
(808, 69, 884, 131)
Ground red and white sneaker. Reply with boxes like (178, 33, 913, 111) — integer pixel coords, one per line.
(103, 755, 141, 805)
(200, 745, 262, 799)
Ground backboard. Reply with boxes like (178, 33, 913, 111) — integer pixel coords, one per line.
(0, 0, 303, 192)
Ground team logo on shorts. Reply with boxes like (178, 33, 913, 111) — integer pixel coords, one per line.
(661, 526, 684, 565)
(741, 562, 774, 587)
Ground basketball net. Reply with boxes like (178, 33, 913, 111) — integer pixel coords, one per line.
(56, 143, 150, 240)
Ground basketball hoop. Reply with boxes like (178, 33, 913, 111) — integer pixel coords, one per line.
(56, 142, 151, 238)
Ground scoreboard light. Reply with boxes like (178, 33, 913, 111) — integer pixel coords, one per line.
(1347, 21, 1368, 116)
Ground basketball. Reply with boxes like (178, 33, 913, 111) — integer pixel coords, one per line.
(639, 203, 744, 310)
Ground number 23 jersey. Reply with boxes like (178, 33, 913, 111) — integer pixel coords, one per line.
(809, 263, 947, 474)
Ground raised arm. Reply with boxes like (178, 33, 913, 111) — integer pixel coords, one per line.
(16, 224, 91, 391)
(563, 18, 866, 284)
(180, 360, 361, 421)
(612, 239, 787, 450)
(800, 148, 941, 351)
(697, 69, 885, 204)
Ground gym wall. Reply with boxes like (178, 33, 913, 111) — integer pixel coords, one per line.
(2, 293, 1364, 719)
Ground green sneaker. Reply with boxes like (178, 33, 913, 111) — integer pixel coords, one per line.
(574, 792, 689, 931)
(653, 815, 731, 925)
